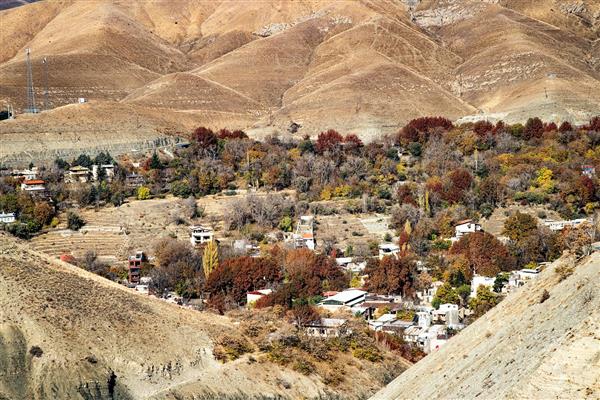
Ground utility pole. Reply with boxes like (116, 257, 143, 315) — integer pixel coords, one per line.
(25, 48, 38, 113)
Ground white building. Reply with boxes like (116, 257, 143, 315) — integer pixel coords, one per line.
(246, 289, 272, 307)
(318, 289, 367, 312)
(453, 219, 482, 241)
(66, 166, 91, 183)
(417, 280, 444, 304)
(470, 275, 496, 298)
(335, 257, 367, 273)
(190, 225, 214, 246)
(0, 212, 16, 224)
(379, 243, 400, 259)
(433, 303, 462, 328)
(20, 179, 46, 192)
(305, 318, 349, 338)
(92, 164, 115, 181)
(543, 218, 588, 232)
(293, 215, 315, 250)
(11, 167, 38, 180)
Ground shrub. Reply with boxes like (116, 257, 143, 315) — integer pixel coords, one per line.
(137, 186, 151, 200)
(213, 335, 253, 362)
(352, 345, 383, 362)
(556, 263, 574, 281)
(540, 289, 550, 303)
(292, 357, 315, 375)
(67, 212, 85, 231)
(29, 346, 43, 358)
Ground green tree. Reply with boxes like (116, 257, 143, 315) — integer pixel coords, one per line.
(468, 285, 499, 317)
(67, 211, 85, 231)
(432, 282, 460, 308)
(149, 152, 163, 170)
(202, 240, 219, 279)
(278, 216, 293, 232)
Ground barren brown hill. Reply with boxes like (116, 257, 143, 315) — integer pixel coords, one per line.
(372, 253, 600, 400)
(0, 0, 599, 151)
(0, 232, 404, 400)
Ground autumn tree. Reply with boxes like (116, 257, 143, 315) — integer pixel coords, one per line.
(398, 117, 453, 144)
(343, 134, 363, 153)
(316, 129, 344, 154)
(503, 211, 538, 242)
(473, 120, 493, 137)
(206, 256, 282, 308)
(364, 256, 417, 297)
(202, 240, 219, 279)
(152, 237, 202, 297)
(523, 117, 544, 140)
(558, 121, 573, 133)
(450, 232, 515, 277)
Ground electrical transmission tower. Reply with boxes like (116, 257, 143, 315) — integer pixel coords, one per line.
(25, 48, 38, 113)
(42, 57, 49, 111)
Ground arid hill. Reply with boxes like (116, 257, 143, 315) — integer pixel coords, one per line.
(0, 0, 598, 149)
(371, 253, 600, 399)
(0, 232, 405, 400)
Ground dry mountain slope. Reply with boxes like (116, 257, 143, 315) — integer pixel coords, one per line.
(1, 0, 599, 148)
(0, 232, 377, 400)
(372, 253, 600, 400)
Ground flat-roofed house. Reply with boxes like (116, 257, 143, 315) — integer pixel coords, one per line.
(318, 289, 366, 312)
(67, 166, 91, 183)
(0, 212, 16, 224)
(379, 243, 400, 259)
(190, 225, 214, 246)
(20, 179, 46, 193)
(293, 215, 315, 250)
(305, 318, 349, 338)
(453, 219, 481, 241)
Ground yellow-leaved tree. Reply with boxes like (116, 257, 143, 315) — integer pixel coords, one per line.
(202, 240, 219, 279)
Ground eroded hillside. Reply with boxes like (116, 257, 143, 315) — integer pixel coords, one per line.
(0, 0, 598, 152)
(0, 232, 400, 400)
(372, 252, 600, 399)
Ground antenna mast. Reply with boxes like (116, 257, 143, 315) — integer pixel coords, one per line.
(25, 48, 38, 113)
(42, 57, 49, 111)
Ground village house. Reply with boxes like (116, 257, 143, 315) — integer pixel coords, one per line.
(92, 164, 115, 181)
(379, 243, 400, 259)
(233, 239, 260, 257)
(318, 289, 366, 312)
(246, 289, 272, 307)
(432, 303, 464, 329)
(66, 165, 91, 183)
(20, 179, 46, 193)
(335, 257, 367, 273)
(10, 166, 38, 180)
(507, 267, 541, 292)
(418, 324, 448, 353)
(543, 218, 588, 231)
(128, 251, 146, 284)
(125, 173, 145, 188)
(190, 225, 214, 246)
(0, 212, 16, 224)
(293, 215, 315, 250)
(452, 219, 482, 241)
(417, 280, 444, 305)
(304, 318, 349, 338)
